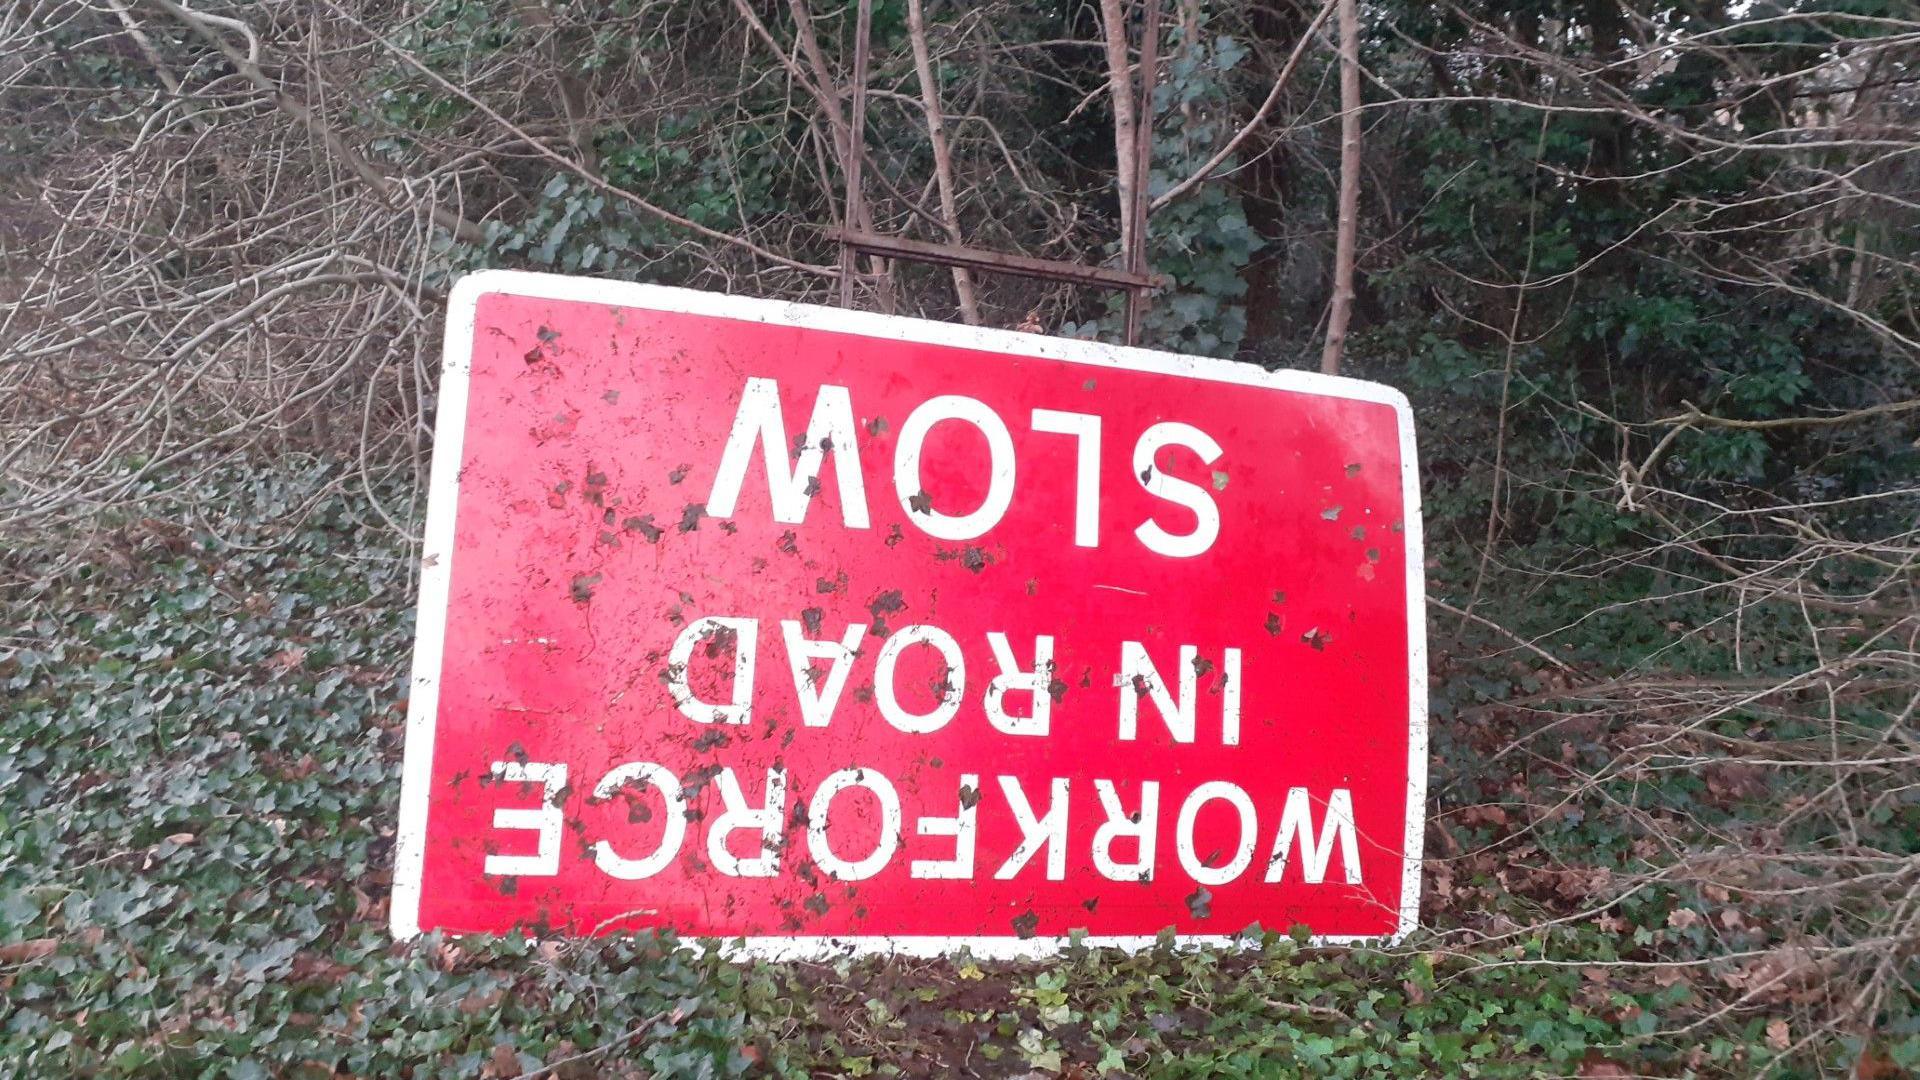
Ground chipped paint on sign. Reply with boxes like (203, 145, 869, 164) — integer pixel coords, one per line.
(393, 270, 1429, 957)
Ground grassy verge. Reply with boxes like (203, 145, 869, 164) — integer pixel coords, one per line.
(1, 462, 1907, 1077)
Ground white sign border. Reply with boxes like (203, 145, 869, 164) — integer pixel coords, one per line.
(392, 269, 1429, 958)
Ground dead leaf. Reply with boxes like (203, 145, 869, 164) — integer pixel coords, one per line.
(460, 989, 505, 1015)
(1766, 1018, 1790, 1052)
(1667, 908, 1700, 931)
(0, 938, 58, 963)
(1855, 1044, 1903, 1080)
(1577, 1052, 1634, 1078)
(484, 1043, 522, 1077)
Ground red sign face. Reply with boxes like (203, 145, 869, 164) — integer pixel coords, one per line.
(393, 271, 1427, 956)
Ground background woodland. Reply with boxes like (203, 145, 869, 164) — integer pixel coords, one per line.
(2, 0, 1918, 1074)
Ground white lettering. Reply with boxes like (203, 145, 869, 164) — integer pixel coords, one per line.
(1175, 780, 1258, 886)
(1265, 788, 1363, 885)
(983, 631, 1053, 737)
(780, 620, 867, 727)
(667, 616, 757, 725)
(807, 768, 903, 881)
(1091, 779, 1159, 882)
(707, 378, 869, 527)
(1221, 647, 1242, 747)
(911, 773, 980, 879)
(1117, 641, 1197, 743)
(1133, 421, 1223, 558)
(995, 776, 1069, 881)
(592, 762, 686, 880)
(874, 624, 966, 735)
(485, 761, 566, 877)
(894, 395, 1015, 540)
(1030, 408, 1102, 547)
(708, 767, 787, 877)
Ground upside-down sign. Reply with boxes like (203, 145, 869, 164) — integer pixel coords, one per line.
(392, 270, 1428, 955)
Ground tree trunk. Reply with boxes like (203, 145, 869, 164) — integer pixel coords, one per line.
(1319, 0, 1360, 375)
(905, 0, 982, 324)
(1098, 0, 1137, 260)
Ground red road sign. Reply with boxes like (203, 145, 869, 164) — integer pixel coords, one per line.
(393, 271, 1428, 956)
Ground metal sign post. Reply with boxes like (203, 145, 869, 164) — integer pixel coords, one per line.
(836, 0, 1163, 345)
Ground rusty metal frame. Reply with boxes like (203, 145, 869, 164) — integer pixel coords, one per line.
(836, 0, 1162, 345)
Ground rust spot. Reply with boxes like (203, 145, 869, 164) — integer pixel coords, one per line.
(804, 894, 829, 916)
(801, 607, 825, 635)
(602, 389, 620, 404)
(569, 573, 602, 604)
(1011, 910, 1039, 939)
(536, 325, 559, 342)
(907, 491, 934, 515)
(1345, 462, 1362, 477)
(1366, 547, 1380, 563)
(885, 524, 905, 548)
(1321, 505, 1342, 521)
(678, 503, 705, 532)
(1265, 612, 1283, 636)
(778, 531, 800, 555)
(816, 572, 848, 594)
(1185, 885, 1213, 919)
(622, 515, 662, 542)
(700, 623, 740, 660)
(935, 546, 991, 573)
(865, 416, 889, 436)
(1191, 656, 1215, 677)
(1025, 578, 1038, 596)
(957, 783, 981, 809)
(1302, 627, 1331, 651)
(1350, 525, 1366, 541)
(1082, 896, 1099, 913)
(668, 464, 691, 485)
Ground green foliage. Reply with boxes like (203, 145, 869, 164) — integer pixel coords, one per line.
(5, 462, 1911, 1076)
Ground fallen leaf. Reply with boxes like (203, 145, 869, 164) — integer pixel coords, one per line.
(1766, 1018, 1790, 1052)
(484, 1043, 521, 1077)
(1578, 1052, 1634, 1078)
(0, 939, 57, 963)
